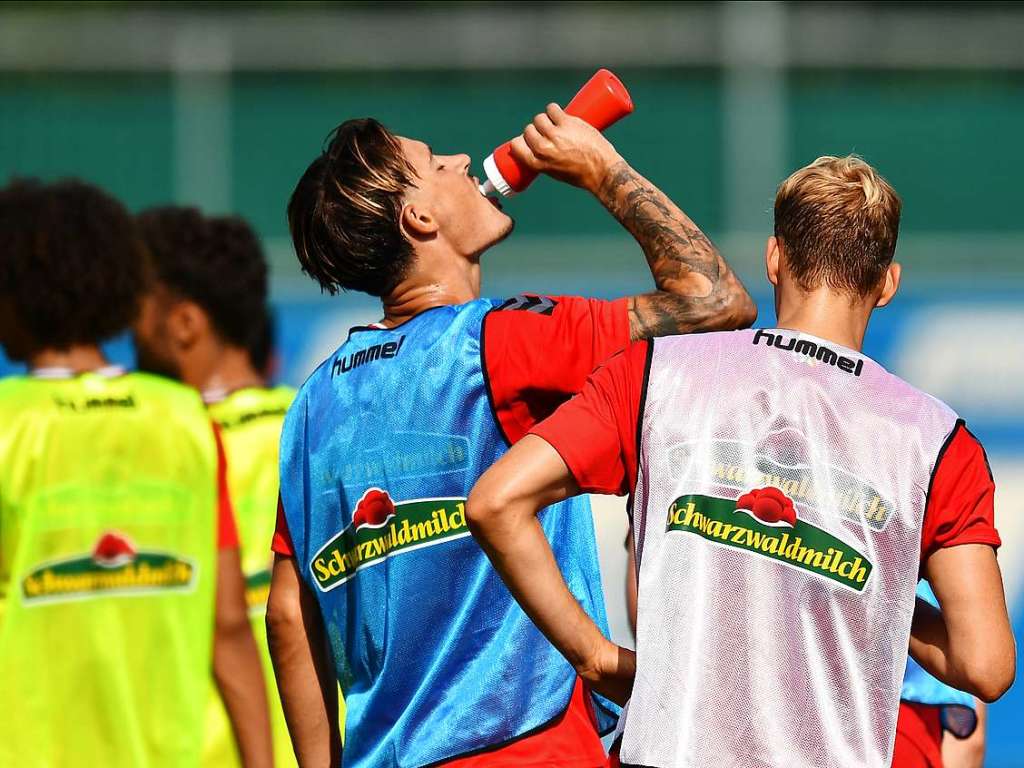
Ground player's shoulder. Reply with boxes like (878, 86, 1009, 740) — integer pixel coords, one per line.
(650, 327, 751, 354)
(489, 293, 561, 317)
(122, 371, 209, 416)
(855, 358, 961, 429)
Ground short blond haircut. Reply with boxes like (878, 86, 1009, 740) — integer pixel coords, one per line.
(774, 155, 901, 297)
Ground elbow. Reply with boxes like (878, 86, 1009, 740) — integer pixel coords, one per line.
(686, 278, 757, 333)
(721, 283, 757, 330)
(465, 486, 498, 537)
(465, 478, 512, 544)
(733, 291, 758, 330)
(960, 646, 1016, 703)
(266, 586, 304, 644)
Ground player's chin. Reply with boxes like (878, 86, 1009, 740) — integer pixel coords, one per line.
(494, 211, 515, 242)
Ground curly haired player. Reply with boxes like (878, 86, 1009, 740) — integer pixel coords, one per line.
(0, 179, 272, 767)
(135, 206, 301, 768)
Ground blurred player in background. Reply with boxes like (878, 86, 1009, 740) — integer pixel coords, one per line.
(467, 155, 1015, 768)
(135, 207, 298, 768)
(0, 179, 272, 768)
(267, 105, 755, 767)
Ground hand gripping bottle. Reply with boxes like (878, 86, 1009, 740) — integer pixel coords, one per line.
(480, 68, 634, 197)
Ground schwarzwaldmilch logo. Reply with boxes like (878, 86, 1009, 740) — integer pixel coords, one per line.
(21, 531, 195, 605)
(666, 488, 873, 591)
(352, 488, 397, 530)
(735, 487, 797, 528)
(310, 489, 469, 592)
(92, 532, 137, 568)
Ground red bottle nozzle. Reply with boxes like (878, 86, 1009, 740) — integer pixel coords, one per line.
(481, 69, 634, 197)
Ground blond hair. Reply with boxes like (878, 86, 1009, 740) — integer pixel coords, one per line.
(774, 155, 901, 297)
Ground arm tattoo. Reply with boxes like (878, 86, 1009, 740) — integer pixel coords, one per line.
(597, 160, 750, 339)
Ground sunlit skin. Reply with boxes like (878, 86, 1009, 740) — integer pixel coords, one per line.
(379, 137, 514, 327)
(766, 235, 901, 353)
(133, 283, 264, 395)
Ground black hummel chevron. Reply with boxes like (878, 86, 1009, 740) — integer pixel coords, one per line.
(496, 295, 557, 315)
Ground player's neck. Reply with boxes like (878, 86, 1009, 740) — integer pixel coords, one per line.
(775, 289, 873, 353)
(182, 339, 265, 400)
(29, 344, 109, 374)
(380, 249, 481, 328)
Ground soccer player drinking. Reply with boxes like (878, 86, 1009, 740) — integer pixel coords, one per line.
(467, 156, 1015, 768)
(266, 105, 756, 766)
(0, 180, 272, 767)
(135, 207, 300, 768)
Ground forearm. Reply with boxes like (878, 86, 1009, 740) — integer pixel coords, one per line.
(214, 623, 274, 768)
(472, 504, 608, 675)
(267, 559, 341, 767)
(917, 545, 1016, 702)
(909, 596, 960, 686)
(910, 594, 1014, 703)
(593, 158, 755, 337)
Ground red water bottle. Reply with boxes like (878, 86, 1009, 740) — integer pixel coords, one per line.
(480, 69, 634, 197)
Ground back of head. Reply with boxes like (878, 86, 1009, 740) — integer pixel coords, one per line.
(288, 118, 417, 297)
(774, 155, 901, 297)
(0, 178, 144, 358)
(136, 206, 268, 354)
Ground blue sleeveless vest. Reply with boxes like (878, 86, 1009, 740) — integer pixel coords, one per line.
(279, 299, 616, 767)
(901, 581, 977, 738)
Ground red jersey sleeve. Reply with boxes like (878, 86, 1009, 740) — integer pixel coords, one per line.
(920, 421, 1001, 563)
(271, 495, 295, 557)
(483, 295, 630, 443)
(213, 423, 239, 550)
(530, 340, 649, 497)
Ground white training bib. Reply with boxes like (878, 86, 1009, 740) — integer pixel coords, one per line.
(621, 328, 958, 768)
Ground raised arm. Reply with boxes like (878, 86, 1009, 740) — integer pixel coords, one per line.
(266, 554, 342, 767)
(510, 103, 756, 340)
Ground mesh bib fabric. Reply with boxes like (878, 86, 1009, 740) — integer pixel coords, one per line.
(203, 386, 298, 768)
(621, 329, 958, 768)
(0, 372, 218, 768)
(279, 300, 615, 768)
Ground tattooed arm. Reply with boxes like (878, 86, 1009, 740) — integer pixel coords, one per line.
(510, 103, 756, 339)
(596, 161, 755, 338)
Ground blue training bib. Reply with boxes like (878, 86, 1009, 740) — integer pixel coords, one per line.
(279, 299, 617, 767)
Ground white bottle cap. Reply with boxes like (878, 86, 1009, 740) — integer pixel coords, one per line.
(482, 153, 515, 197)
(479, 179, 498, 197)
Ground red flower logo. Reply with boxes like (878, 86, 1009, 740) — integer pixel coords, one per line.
(736, 487, 797, 528)
(352, 488, 396, 530)
(92, 532, 137, 568)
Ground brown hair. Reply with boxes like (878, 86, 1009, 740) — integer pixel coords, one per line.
(288, 118, 417, 297)
(774, 155, 901, 297)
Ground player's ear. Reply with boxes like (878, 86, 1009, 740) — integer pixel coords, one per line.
(875, 262, 901, 308)
(167, 300, 206, 349)
(399, 202, 438, 241)
(765, 236, 781, 287)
